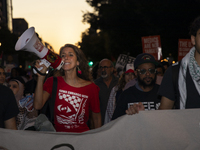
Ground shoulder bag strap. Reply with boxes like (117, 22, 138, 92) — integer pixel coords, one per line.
(49, 77, 57, 124)
(172, 60, 181, 109)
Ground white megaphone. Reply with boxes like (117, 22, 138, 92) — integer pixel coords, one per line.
(15, 27, 64, 75)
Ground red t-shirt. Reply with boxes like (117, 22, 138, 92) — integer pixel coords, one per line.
(43, 76, 100, 133)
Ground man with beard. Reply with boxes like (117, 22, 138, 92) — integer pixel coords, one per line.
(112, 53, 161, 120)
(158, 16, 200, 110)
(95, 59, 118, 125)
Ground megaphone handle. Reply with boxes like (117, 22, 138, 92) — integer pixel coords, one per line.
(32, 59, 51, 76)
(32, 66, 46, 76)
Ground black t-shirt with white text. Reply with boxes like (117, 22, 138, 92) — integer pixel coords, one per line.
(112, 84, 161, 120)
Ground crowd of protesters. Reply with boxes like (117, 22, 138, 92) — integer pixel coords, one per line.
(1, 16, 200, 133)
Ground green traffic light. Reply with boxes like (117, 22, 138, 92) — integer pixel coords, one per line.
(88, 61, 93, 66)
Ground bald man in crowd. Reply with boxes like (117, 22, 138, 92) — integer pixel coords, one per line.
(94, 59, 118, 125)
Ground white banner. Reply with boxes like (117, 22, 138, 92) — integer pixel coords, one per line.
(0, 109, 200, 150)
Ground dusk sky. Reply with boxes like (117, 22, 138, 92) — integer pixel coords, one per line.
(12, 0, 93, 54)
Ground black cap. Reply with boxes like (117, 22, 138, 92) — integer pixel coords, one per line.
(134, 53, 158, 69)
(10, 76, 25, 85)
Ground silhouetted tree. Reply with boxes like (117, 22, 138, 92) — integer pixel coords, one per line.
(80, 0, 200, 62)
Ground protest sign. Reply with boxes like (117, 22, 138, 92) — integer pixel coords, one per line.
(178, 39, 193, 61)
(115, 54, 135, 74)
(141, 35, 162, 60)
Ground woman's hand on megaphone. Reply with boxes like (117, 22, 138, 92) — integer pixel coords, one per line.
(34, 59, 48, 77)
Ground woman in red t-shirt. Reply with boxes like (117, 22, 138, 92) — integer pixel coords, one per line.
(34, 44, 101, 133)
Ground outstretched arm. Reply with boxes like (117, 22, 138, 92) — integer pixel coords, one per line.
(91, 112, 101, 129)
(159, 96, 174, 109)
(4, 117, 17, 130)
(33, 60, 50, 110)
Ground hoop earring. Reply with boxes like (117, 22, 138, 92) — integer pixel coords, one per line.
(77, 66, 82, 74)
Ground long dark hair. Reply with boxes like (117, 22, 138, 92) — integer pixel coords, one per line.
(59, 44, 92, 81)
(116, 73, 127, 92)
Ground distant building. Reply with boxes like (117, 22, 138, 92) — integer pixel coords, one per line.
(0, 0, 13, 32)
(13, 18, 28, 37)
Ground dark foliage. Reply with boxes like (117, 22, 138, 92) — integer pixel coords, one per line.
(79, 0, 200, 63)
